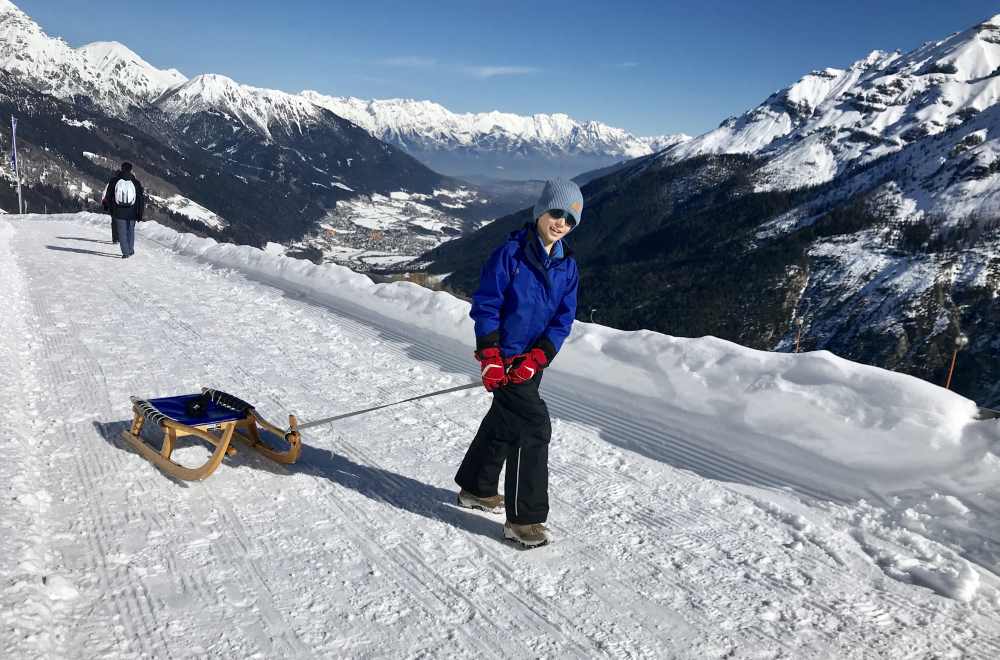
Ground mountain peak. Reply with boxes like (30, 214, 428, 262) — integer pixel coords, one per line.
(157, 73, 324, 139)
(0, 0, 24, 16)
(0, 6, 186, 112)
(78, 41, 187, 89)
(186, 72, 239, 91)
(854, 49, 895, 69)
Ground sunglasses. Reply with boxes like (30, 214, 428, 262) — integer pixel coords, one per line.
(546, 209, 577, 228)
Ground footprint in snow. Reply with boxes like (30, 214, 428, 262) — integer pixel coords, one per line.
(44, 575, 79, 601)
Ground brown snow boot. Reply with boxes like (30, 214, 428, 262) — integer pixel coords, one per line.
(457, 489, 504, 514)
(503, 521, 552, 548)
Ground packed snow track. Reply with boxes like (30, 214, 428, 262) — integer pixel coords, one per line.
(1, 215, 999, 659)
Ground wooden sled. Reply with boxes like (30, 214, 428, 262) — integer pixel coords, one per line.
(121, 388, 301, 481)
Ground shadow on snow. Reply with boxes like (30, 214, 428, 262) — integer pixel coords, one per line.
(46, 245, 121, 259)
(92, 419, 501, 543)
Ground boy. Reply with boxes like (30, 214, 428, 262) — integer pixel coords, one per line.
(455, 178, 582, 548)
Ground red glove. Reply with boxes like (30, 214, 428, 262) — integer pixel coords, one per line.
(506, 348, 549, 385)
(475, 347, 507, 391)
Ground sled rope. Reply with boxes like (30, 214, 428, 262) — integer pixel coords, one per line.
(295, 381, 481, 432)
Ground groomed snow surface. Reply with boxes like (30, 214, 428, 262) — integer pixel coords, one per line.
(2, 213, 999, 658)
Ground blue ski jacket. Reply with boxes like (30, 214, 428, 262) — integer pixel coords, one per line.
(471, 223, 579, 360)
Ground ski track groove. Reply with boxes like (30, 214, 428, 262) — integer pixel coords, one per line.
(207, 497, 316, 658)
(503, 402, 993, 656)
(24, 279, 172, 657)
(15, 229, 312, 658)
(333, 437, 603, 657)
(542, 471, 806, 653)
(300, 455, 506, 657)
(112, 280, 317, 658)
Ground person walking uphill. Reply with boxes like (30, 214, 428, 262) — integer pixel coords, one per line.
(101, 162, 145, 258)
(455, 178, 583, 548)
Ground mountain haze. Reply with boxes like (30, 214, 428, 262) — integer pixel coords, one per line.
(301, 91, 690, 180)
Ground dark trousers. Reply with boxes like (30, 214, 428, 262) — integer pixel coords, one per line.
(455, 373, 551, 524)
(113, 218, 135, 256)
(111, 218, 118, 243)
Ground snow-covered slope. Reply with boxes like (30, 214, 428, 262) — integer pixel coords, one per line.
(301, 91, 690, 178)
(78, 41, 186, 99)
(666, 15, 1000, 198)
(153, 74, 326, 139)
(0, 1, 185, 112)
(2, 213, 999, 658)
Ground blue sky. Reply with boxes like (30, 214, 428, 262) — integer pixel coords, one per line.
(15, 0, 1000, 137)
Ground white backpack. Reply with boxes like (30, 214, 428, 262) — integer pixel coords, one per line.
(114, 179, 136, 206)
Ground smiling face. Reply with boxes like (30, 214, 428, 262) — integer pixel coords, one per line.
(535, 211, 574, 249)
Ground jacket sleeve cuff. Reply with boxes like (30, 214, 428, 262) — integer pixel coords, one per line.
(533, 336, 557, 363)
(476, 331, 500, 351)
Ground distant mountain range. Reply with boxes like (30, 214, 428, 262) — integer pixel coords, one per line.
(301, 92, 689, 180)
(426, 14, 1000, 406)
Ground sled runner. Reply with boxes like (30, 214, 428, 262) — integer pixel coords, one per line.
(121, 388, 301, 480)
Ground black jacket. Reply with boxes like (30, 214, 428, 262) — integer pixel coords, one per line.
(102, 171, 145, 221)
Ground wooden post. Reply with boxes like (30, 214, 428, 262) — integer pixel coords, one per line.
(945, 350, 959, 390)
(944, 333, 969, 390)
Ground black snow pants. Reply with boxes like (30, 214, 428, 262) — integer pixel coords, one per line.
(455, 372, 551, 525)
(111, 217, 118, 243)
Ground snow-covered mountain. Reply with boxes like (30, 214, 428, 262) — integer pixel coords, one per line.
(0, 0, 185, 112)
(666, 16, 1000, 201)
(301, 91, 690, 179)
(155, 74, 327, 140)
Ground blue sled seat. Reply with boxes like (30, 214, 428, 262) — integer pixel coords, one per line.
(134, 392, 251, 427)
(123, 388, 300, 481)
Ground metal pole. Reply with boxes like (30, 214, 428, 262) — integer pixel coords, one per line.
(794, 317, 804, 353)
(11, 116, 23, 214)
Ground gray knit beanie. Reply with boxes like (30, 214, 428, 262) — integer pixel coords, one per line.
(533, 178, 584, 226)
